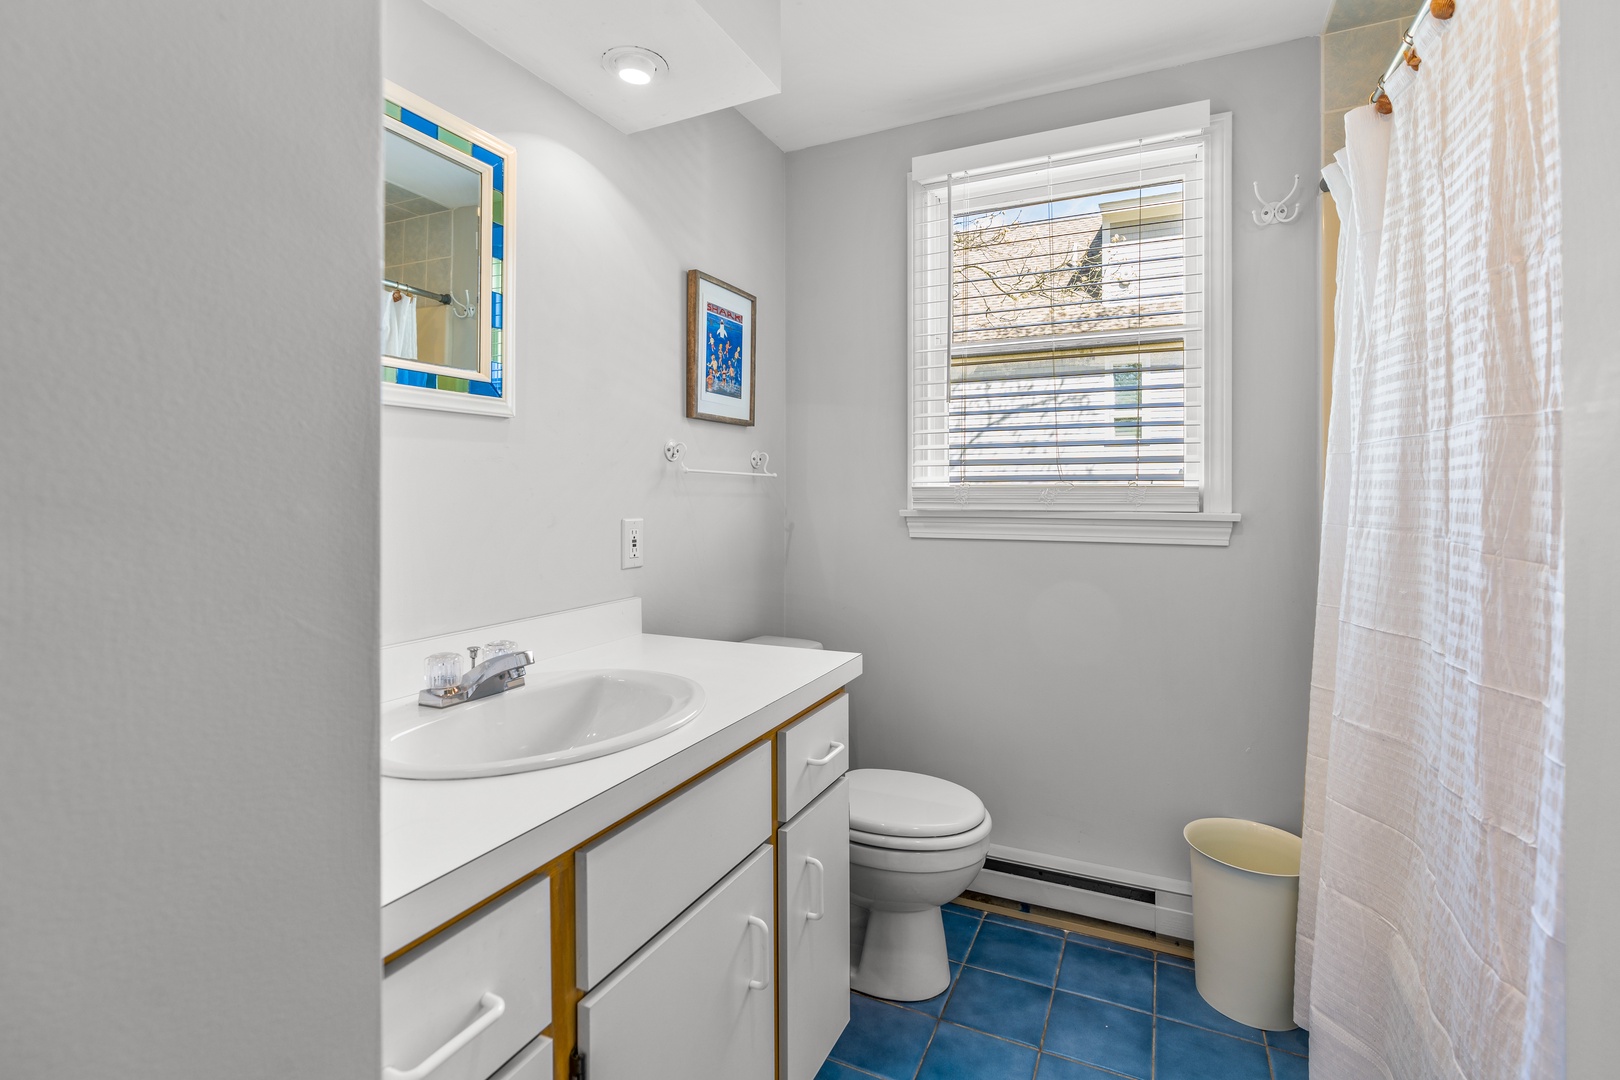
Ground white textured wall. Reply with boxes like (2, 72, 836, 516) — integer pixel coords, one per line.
(1560, 5, 1620, 1069)
(784, 38, 1322, 885)
(383, 0, 789, 645)
(0, 3, 381, 1077)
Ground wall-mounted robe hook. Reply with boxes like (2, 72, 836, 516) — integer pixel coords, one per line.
(1252, 175, 1302, 226)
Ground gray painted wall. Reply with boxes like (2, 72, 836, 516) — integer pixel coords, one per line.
(0, 3, 381, 1077)
(382, 0, 790, 646)
(1560, 6, 1619, 1069)
(784, 38, 1322, 885)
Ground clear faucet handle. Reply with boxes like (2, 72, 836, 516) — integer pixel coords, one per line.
(424, 651, 467, 689)
(483, 639, 520, 659)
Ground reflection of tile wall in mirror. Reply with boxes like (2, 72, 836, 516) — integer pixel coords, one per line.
(448, 206, 480, 370)
(418, 304, 447, 366)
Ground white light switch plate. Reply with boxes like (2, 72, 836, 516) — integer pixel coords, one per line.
(621, 518, 644, 569)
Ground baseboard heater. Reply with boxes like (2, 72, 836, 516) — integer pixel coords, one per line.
(982, 856, 1157, 906)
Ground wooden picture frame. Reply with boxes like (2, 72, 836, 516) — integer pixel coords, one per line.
(686, 270, 756, 426)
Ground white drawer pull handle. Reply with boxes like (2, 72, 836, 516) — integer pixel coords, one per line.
(806, 741, 845, 767)
(746, 915, 772, 990)
(805, 856, 826, 921)
(383, 992, 505, 1080)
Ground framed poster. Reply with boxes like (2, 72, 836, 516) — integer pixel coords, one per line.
(686, 270, 756, 426)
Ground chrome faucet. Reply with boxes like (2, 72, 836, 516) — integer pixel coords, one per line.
(419, 647, 537, 708)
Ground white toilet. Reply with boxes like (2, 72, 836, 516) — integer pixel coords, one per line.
(743, 635, 992, 1002)
(847, 769, 991, 1001)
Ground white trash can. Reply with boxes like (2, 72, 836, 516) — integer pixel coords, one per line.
(1184, 818, 1302, 1031)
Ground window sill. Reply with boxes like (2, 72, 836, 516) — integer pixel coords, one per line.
(900, 509, 1240, 546)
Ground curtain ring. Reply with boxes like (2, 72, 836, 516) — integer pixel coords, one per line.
(1372, 81, 1393, 115)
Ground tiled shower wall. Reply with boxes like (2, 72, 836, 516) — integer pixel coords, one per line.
(1319, 1, 1413, 444)
(1321, 9, 1409, 165)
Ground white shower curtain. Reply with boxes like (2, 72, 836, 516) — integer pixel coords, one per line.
(1297, 1, 1564, 1077)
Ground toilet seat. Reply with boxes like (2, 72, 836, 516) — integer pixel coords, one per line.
(850, 813, 993, 874)
(850, 812, 993, 853)
(849, 769, 987, 839)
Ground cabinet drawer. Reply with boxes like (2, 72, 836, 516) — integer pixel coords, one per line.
(576, 742, 771, 989)
(383, 875, 550, 1080)
(579, 844, 776, 1080)
(778, 694, 850, 820)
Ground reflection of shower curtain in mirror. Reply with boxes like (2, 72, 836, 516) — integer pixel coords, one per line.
(381, 290, 418, 361)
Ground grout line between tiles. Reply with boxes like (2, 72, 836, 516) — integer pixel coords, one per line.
(1150, 958, 1157, 1080)
(1037, 936, 1062, 1059)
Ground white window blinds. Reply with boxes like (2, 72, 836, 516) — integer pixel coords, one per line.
(909, 106, 1219, 514)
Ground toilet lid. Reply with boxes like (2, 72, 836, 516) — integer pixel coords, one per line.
(848, 769, 987, 838)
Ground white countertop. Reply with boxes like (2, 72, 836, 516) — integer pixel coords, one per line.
(381, 624, 861, 956)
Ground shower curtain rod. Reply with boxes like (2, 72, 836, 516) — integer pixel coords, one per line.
(1319, 1, 1458, 193)
(382, 277, 454, 306)
(1370, 0, 1456, 113)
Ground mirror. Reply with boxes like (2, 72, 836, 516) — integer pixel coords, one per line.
(383, 129, 482, 371)
(381, 82, 514, 417)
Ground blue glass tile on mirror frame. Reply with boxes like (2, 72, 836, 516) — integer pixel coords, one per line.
(471, 144, 504, 191)
(964, 921, 1064, 986)
(1057, 941, 1154, 1012)
(828, 993, 936, 1080)
(491, 222, 504, 261)
(491, 290, 502, 329)
(941, 966, 1053, 1048)
(1154, 1019, 1271, 1080)
(915, 1022, 1039, 1080)
(395, 369, 435, 389)
(399, 107, 438, 139)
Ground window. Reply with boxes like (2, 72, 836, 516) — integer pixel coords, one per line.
(905, 102, 1237, 545)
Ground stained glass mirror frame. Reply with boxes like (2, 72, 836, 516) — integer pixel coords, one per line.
(382, 81, 514, 417)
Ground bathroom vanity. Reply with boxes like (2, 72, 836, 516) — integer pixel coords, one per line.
(380, 599, 859, 1080)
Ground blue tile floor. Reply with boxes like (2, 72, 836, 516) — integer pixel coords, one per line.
(820, 903, 1309, 1080)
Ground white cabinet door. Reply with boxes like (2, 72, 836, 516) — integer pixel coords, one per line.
(778, 778, 851, 1080)
(578, 845, 775, 1080)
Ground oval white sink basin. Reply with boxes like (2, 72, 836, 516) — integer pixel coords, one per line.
(382, 668, 705, 779)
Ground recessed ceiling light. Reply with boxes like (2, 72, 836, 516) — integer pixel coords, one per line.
(601, 46, 668, 87)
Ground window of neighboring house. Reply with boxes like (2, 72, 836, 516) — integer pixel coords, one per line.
(905, 102, 1237, 545)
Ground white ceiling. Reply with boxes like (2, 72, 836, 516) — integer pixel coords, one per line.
(425, 0, 782, 135)
(737, 0, 1335, 151)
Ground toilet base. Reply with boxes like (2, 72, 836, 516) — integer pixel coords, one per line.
(850, 904, 951, 1001)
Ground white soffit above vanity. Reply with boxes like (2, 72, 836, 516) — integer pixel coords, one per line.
(422, 0, 781, 134)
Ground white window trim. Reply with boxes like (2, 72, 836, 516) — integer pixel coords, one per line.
(902, 107, 1237, 546)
